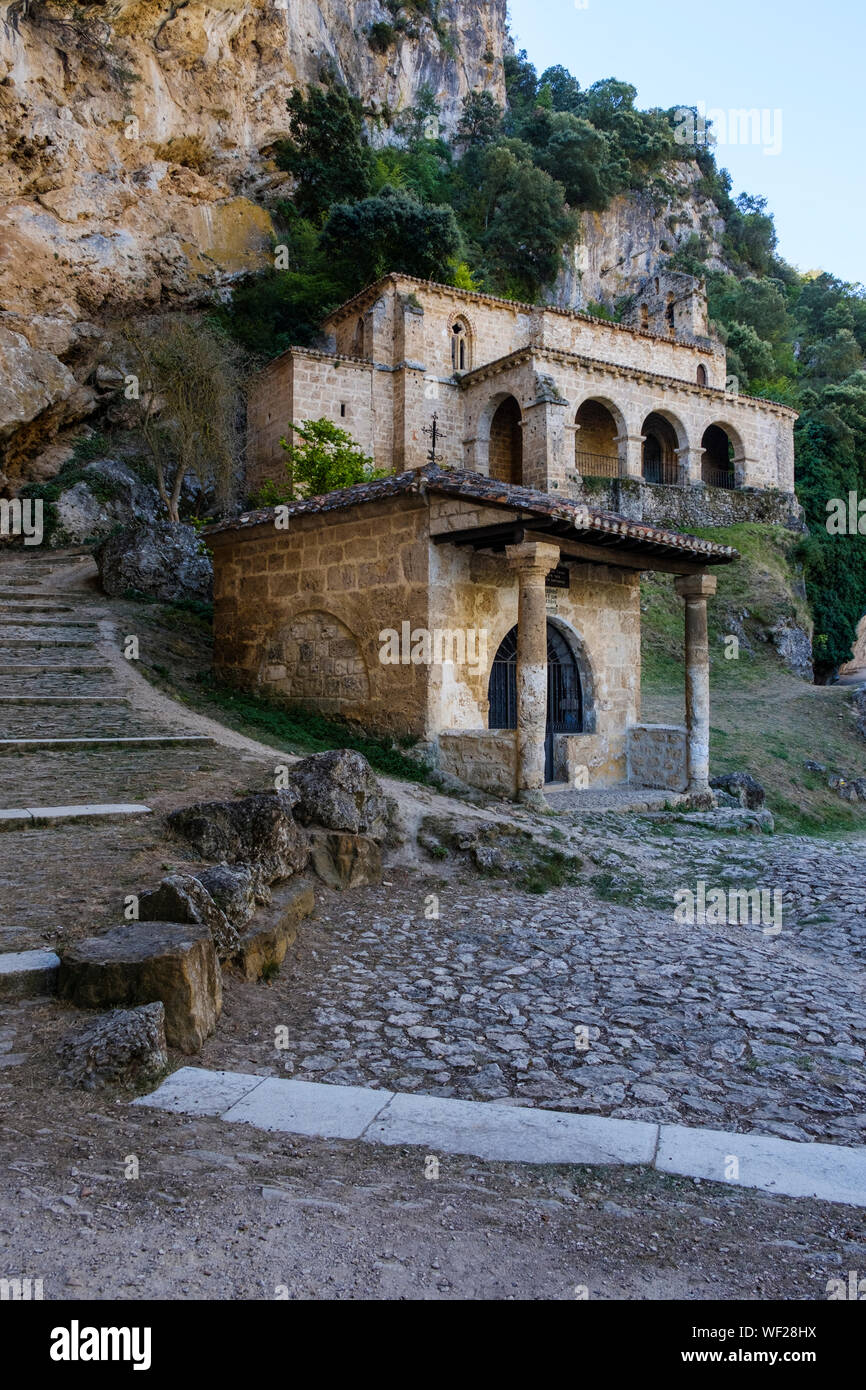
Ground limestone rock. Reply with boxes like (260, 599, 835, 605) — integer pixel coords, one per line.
(138, 874, 240, 961)
(57, 1002, 168, 1091)
(191, 863, 260, 929)
(58, 922, 222, 1054)
(51, 458, 162, 547)
(769, 620, 814, 682)
(308, 829, 383, 891)
(286, 749, 391, 839)
(234, 880, 316, 982)
(710, 772, 766, 810)
(95, 520, 213, 602)
(0, 1, 506, 480)
(167, 793, 310, 887)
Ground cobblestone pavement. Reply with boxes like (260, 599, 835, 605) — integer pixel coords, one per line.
(3, 549, 865, 1152)
(204, 822, 866, 1147)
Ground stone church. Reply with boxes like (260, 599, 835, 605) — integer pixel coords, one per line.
(209, 273, 796, 804)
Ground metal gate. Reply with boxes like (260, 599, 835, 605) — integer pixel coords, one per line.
(488, 623, 583, 783)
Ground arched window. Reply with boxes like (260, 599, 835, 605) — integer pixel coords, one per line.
(640, 305, 649, 330)
(351, 317, 365, 358)
(665, 294, 675, 333)
(451, 319, 471, 372)
(696, 363, 708, 387)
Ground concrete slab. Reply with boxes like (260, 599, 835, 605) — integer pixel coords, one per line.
(221, 1077, 394, 1139)
(657, 1124, 866, 1207)
(133, 1067, 266, 1117)
(0, 948, 60, 999)
(364, 1092, 659, 1164)
(27, 804, 152, 823)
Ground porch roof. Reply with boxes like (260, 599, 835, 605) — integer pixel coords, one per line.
(208, 465, 738, 569)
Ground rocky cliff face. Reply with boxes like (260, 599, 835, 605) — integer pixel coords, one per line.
(555, 163, 726, 313)
(0, 0, 507, 487)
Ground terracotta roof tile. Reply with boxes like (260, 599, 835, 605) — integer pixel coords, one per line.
(208, 466, 739, 564)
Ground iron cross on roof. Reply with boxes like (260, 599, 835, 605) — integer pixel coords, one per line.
(423, 412, 447, 465)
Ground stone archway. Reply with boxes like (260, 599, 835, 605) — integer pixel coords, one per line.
(264, 610, 370, 714)
(487, 619, 589, 783)
(642, 411, 684, 485)
(701, 422, 745, 488)
(574, 398, 626, 478)
(488, 396, 523, 485)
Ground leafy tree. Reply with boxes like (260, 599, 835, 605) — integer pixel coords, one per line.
(457, 90, 503, 148)
(320, 185, 461, 290)
(256, 419, 387, 504)
(274, 80, 375, 223)
(534, 112, 629, 210)
(538, 65, 582, 113)
(475, 142, 578, 298)
(121, 315, 247, 521)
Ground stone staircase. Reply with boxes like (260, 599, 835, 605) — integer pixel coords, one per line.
(0, 550, 221, 1019)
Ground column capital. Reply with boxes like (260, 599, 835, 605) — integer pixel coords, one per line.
(675, 572, 718, 600)
(506, 541, 561, 577)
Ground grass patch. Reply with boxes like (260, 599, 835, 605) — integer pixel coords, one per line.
(191, 678, 434, 784)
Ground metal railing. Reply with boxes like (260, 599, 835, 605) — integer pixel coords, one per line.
(642, 458, 680, 485)
(575, 451, 621, 479)
(701, 463, 736, 490)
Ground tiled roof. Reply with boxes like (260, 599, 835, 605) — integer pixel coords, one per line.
(208, 466, 739, 565)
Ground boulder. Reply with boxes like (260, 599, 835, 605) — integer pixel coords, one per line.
(285, 749, 391, 840)
(138, 873, 240, 961)
(307, 830, 383, 891)
(769, 620, 814, 682)
(234, 880, 316, 982)
(709, 772, 766, 810)
(167, 793, 309, 887)
(57, 1002, 168, 1091)
(95, 519, 213, 603)
(191, 863, 260, 928)
(58, 922, 222, 1054)
(51, 459, 162, 547)
(852, 686, 866, 740)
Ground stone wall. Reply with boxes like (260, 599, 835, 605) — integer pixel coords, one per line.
(627, 724, 689, 792)
(246, 350, 379, 499)
(427, 496, 642, 786)
(575, 477, 804, 530)
(438, 729, 517, 796)
(210, 492, 432, 738)
(250, 276, 796, 500)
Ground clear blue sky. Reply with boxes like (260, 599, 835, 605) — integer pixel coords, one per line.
(506, 0, 865, 285)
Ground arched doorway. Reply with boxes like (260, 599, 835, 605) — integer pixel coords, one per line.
(701, 425, 736, 488)
(488, 622, 583, 783)
(642, 412, 680, 485)
(488, 396, 523, 485)
(575, 400, 621, 478)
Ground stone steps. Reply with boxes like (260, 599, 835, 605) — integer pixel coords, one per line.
(0, 948, 60, 1000)
(0, 639, 98, 653)
(0, 803, 151, 830)
(0, 694, 128, 705)
(0, 734, 215, 753)
(0, 706, 149, 738)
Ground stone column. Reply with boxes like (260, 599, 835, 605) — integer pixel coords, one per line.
(506, 541, 561, 806)
(674, 573, 718, 795)
(677, 445, 704, 487)
(618, 433, 645, 480)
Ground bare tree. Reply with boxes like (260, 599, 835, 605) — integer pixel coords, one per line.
(120, 315, 248, 523)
